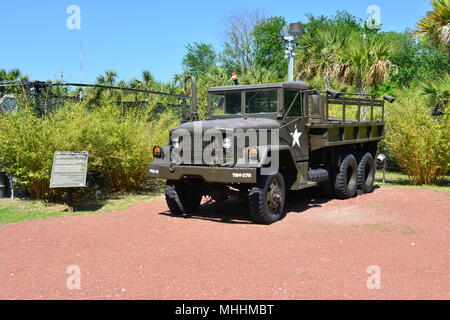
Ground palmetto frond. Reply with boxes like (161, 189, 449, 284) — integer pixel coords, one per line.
(367, 60, 397, 86)
(141, 71, 156, 88)
(416, 0, 450, 47)
(421, 74, 450, 112)
(240, 65, 279, 84)
(0, 68, 27, 82)
(334, 35, 397, 92)
(295, 28, 349, 87)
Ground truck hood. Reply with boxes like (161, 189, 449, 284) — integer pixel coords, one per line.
(173, 117, 280, 133)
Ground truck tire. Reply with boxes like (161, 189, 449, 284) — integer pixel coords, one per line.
(165, 180, 202, 215)
(357, 153, 376, 193)
(335, 154, 358, 199)
(308, 169, 329, 183)
(249, 173, 286, 225)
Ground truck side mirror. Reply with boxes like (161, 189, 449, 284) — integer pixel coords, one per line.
(383, 95, 395, 103)
(326, 89, 341, 99)
(376, 154, 386, 165)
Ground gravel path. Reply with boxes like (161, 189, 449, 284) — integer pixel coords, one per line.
(0, 187, 448, 300)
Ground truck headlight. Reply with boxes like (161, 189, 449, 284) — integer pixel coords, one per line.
(171, 137, 180, 149)
(222, 137, 232, 149)
(249, 147, 258, 160)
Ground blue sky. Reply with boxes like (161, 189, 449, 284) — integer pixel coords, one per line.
(1, 0, 431, 83)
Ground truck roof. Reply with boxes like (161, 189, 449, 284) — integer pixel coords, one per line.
(208, 81, 309, 92)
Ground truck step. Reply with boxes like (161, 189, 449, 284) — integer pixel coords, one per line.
(297, 181, 319, 190)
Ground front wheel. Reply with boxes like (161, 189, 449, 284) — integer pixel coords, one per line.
(249, 173, 286, 225)
(165, 180, 202, 215)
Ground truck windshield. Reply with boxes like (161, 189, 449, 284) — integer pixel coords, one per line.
(210, 92, 241, 115)
(245, 90, 278, 114)
(210, 89, 278, 115)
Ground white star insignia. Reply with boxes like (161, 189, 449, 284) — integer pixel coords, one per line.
(290, 126, 302, 148)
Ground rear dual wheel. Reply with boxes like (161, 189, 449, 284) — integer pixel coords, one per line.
(320, 152, 376, 199)
(357, 153, 376, 194)
(335, 154, 358, 199)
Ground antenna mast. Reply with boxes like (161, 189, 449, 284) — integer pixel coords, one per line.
(80, 40, 84, 84)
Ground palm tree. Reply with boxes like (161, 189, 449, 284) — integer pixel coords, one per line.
(142, 71, 156, 89)
(0, 69, 28, 95)
(295, 29, 397, 93)
(96, 70, 117, 86)
(415, 0, 450, 57)
(130, 70, 156, 89)
(295, 28, 349, 89)
(240, 66, 280, 84)
(0, 69, 29, 85)
(95, 70, 118, 99)
(334, 35, 397, 93)
(421, 74, 449, 115)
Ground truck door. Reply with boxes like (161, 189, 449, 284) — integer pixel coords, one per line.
(280, 90, 308, 162)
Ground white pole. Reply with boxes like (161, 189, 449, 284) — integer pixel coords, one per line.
(80, 40, 83, 84)
(288, 41, 294, 82)
(284, 37, 295, 82)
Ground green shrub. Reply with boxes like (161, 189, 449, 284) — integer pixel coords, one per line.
(0, 101, 178, 199)
(385, 89, 449, 185)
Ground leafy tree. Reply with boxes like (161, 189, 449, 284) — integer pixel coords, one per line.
(220, 9, 264, 73)
(252, 16, 287, 79)
(382, 31, 450, 87)
(181, 42, 217, 77)
(301, 11, 364, 36)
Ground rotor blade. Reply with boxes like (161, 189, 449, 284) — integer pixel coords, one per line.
(0, 81, 51, 88)
(0, 80, 24, 85)
(0, 83, 28, 87)
(52, 82, 192, 100)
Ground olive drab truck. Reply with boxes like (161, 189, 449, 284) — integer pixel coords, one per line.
(148, 81, 394, 224)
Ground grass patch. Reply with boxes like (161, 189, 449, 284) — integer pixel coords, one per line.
(366, 222, 428, 234)
(367, 202, 383, 207)
(0, 206, 63, 225)
(375, 170, 450, 196)
(366, 222, 398, 232)
(0, 180, 165, 225)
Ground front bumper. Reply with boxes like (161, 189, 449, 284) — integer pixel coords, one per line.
(148, 163, 257, 184)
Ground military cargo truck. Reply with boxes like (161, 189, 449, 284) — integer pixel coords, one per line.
(148, 81, 393, 224)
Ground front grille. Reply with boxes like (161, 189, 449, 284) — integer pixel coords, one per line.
(170, 129, 276, 166)
(171, 133, 239, 166)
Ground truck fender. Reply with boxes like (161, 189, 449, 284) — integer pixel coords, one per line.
(256, 145, 298, 187)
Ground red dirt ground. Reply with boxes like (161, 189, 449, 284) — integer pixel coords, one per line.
(0, 187, 448, 300)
